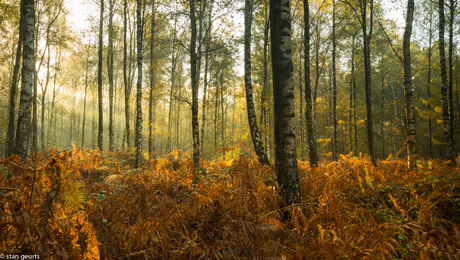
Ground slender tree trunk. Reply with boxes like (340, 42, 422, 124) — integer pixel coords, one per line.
(261, 3, 270, 152)
(304, 0, 319, 166)
(220, 67, 225, 149)
(190, 0, 200, 169)
(448, 0, 456, 149)
(6, 0, 24, 157)
(82, 43, 90, 148)
(108, 0, 114, 151)
(271, 0, 301, 221)
(300, 33, 304, 159)
(332, 0, 338, 161)
(439, 0, 456, 161)
(40, 45, 50, 151)
(427, 5, 433, 158)
(97, 0, 104, 150)
(245, 0, 270, 166)
(168, 16, 177, 153)
(149, 0, 156, 155)
(14, 0, 35, 159)
(135, 0, 144, 168)
(124, 0, 131, 149)
(381, 73, 385, 159)
(349, 76, 353, 154)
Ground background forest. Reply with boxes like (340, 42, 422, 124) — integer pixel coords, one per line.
(1, 0, 460, 259)
(0, 0, 458, 162)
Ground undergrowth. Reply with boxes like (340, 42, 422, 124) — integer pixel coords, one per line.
(1, 146, 459, 259)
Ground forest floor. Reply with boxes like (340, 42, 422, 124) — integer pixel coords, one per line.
(1, 146, 460, 259)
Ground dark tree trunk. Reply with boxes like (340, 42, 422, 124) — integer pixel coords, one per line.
(271, 0, 301, 221)
(403, 0, 416, 168)
(304, 0, 319, 166)
(98, 0, 104, 151)
(135, 0, 144, 168)
(244, 0, 270, 166)
(6, 0, 24, 157)
(14, 0, 35, 159)
(360, 0, 376, 166)
(439, 0, 456, 161)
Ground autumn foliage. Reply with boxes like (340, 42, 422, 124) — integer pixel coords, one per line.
(1, 146, 460, 259)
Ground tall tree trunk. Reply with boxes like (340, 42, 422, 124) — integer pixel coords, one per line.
(244, 0, 270, 166)
(332, 0, 338, 161)
(261, 2, 270, 153)
(124, 0, 131, 148)
(149, 0, 156, 155)
(98, 0, 104, 150)
(448, 0, 456, 149)
(6, 0, 24, 157)
(304, 0, 319, 166)
(14, 0, 35, 159)
(403, 0, 416, 168)
(381, 73, 385, 159)
(427, 4, 433, 158)
(108, 0, 114, 151)
(82, 44, 89, 148)
(40, 44, 50, 151)
(190, 0, 200, 169)
(135, 0, 144, 168)
(271, 0, 301, 221)
(349, 76, 353, 154)
(168, 16, 177, 153)
(361, 0, 376, 166)
(300, 32, 304, 159)
(439, 0, 456, 161)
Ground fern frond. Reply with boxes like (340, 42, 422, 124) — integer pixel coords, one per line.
(63, 180, 86, 211)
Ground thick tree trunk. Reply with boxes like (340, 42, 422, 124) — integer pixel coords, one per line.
(97, 0, 104, 151)
(439, 0, 456, 161)
(271, 0, 301, 221)
(244, 0, 270, 166)
(304, 0, 319, 166)
(14, 0, 35, 159)
(361, 0, 376, 166)
(6, 0, 24, 157)
(135, 0, 144, 168)
(190, 0, 200, 169)
(403, 0, 416, 168)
